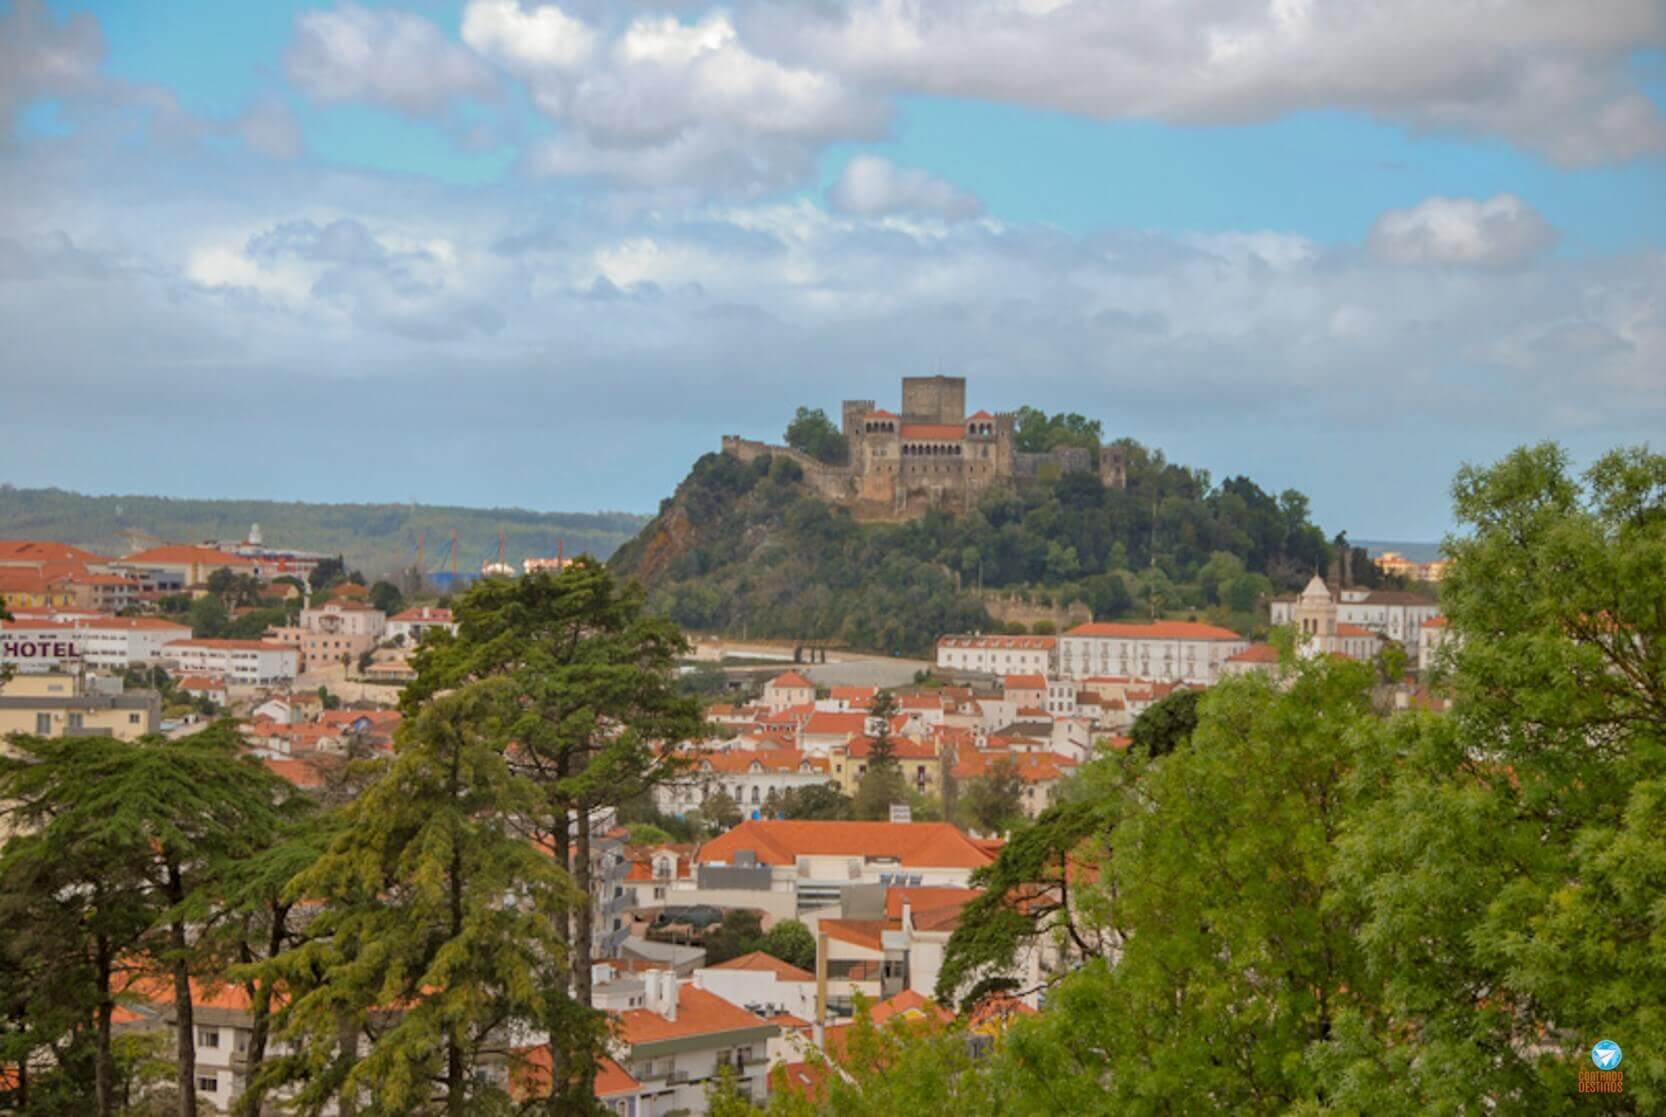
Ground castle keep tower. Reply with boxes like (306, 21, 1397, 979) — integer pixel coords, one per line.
(900, 375, 966, 424)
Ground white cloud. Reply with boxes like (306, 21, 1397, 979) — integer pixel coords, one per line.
(460, 0, 596, 75)
(1369, 194, 1558, 268)
(748, 0, 1666, 165)
(0, 0, 104, 124)
(828, 154, 982, 220)
(462, 4, 886, 195)
(286, 3, 497, 114)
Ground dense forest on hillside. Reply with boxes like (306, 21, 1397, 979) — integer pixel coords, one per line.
(0, 486, 648, 578)
(610, 428, 1387, 655)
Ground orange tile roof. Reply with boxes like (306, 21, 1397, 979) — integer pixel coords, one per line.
(967, 410, 995, 420)
(802, 711, 870, 737)
(1227, 643, 1280, 663)
(828, 685, 878, 701)
(706, 950, 814, 982)
(843, 735, 939, 761)
(884, 886, 982, 919)
(1424, 615, 1448, 628)
(697, 820, 993, 869)
(936, 634, 1056, 650)
(818, 918, 892, 952)
(122, 545, 256, 566)
(513, 1049, 641, 1100)
(869, 988, 953, 1025)
(1338, 623, 1381, 638)
(0, 540, 110, 564)
(167, 638, 295, 651)
(1066, 621, 1246, 641)
(767, 671, 814, 689)
(614, 983, 774, 1045)
(1003, 674, 1047, 689)
(263, 757, 326, 789)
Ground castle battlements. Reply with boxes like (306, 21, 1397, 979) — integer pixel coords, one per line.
(722, 376, 1125, 520)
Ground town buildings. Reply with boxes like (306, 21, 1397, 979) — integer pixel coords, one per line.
(1057, 620, 1251, 684)
(1269, 576, 1441, 662)
(934, 634, 1055, 676)
(385, 604, 457, 644)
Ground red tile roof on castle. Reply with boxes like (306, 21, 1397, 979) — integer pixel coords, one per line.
(707, 950, 814, 982)
(1065, 620, 1245, 641)
(613, 982, 773, 1045)
(899, 423, 966, 440)
(122, 545, 256, 566)
(697, 820, 995, 869)
(866, 409, 899, 419)
(967, 410, 995, 420)
(767, 671, 813, 689)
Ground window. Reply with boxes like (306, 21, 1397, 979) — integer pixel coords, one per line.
(199, 1027, 220, 1048)
(196, 1074, 218, 1093)
(67, 712, 84, 730)
(129, 713, 142, 724)
(35, 713, 51, 734)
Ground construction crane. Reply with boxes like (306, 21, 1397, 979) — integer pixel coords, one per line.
(482, 529, 514, 577)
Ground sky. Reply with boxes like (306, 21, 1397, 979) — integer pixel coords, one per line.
(1, 1, 1663, 541)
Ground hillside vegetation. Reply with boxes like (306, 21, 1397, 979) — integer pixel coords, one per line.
(610, 433, 1382, 656)
(0, 486, 648, 579)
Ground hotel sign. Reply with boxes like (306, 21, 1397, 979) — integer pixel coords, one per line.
(0, 628, 84, 664)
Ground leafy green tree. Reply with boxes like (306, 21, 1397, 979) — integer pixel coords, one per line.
(0, 725, 292, 1117)
(702, 789, 743, 831)
(768, 783, 852, 821)
(261, 680, 576, 1115)
(705, 910, 765, 966)
(187, 594, 228, 638)
(956, 756, 1025, 835)
(367, 580, 403, 615)
(1323, 443, 1666, 1113)
(1011, 408, 1102, 453)
(784, 407, 849, 465)
(400, 555, 702, 1111)
(1126, 687, 1201, 757)
(759, 919, 817, 972)
(307, 556, 346, 590)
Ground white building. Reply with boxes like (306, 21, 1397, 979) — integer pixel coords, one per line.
(386, 605, 457, 645)
(693, 951, 817, 1023)
(761, 671, 815, 713)
(164, 639, 300, 685)
(684, 821, 997, 918)
(76, 616, 194, 668)
(934, 634, 1055, 676)
(1270, 578, 1441, 660)
(655, 749, 835, 816)
(1057, 621, 1250, 685)
(610, 971, 779, 1115)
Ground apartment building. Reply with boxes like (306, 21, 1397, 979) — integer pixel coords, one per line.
(164, 639, 300, 685)
(1057, 621, 1250, 684)
(0, 672, 160, 741)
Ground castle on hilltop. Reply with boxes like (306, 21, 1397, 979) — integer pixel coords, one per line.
(722, 375, 1126, 520)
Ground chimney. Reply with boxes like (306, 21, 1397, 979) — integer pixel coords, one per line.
(901, 897, 913, 933)
(648, 969, 678, 1021)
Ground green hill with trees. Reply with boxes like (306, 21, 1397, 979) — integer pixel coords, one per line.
(609, 409, 1392, 656)
(0, 485, 649, 579)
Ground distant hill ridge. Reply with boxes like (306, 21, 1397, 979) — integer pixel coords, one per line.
(0, 486, 649, 580)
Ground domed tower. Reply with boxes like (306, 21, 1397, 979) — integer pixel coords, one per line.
(1292, 574, 1338, 655)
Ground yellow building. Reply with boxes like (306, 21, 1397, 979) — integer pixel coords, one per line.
(0, 672, 161, 742)
(829, 735, 945, 799)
